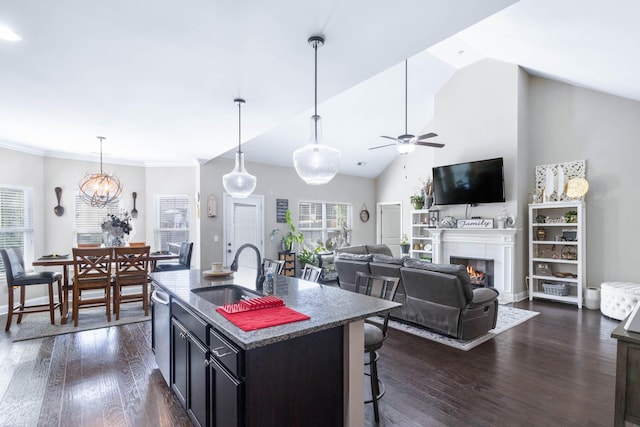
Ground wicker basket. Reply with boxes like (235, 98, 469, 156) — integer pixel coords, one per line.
(542, 282, 570, 296)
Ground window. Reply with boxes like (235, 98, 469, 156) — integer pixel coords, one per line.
(74, 194, 121, 245)
(0, 185, 34, 277)
(298, 201, 352, 251)
(155, 195, 190, 252)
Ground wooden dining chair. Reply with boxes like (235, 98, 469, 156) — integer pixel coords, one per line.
(129, 242, 146, 247)
(71, 247, 113, 327)
(300, 264, 322, 283)
(77, 243, 101, 248)
(113, 246, 151, 319)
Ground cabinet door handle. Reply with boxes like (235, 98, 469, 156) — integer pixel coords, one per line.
(212, 346, 232, 358)
(204, 359, 210, 367)
(179, 332, 186, 340)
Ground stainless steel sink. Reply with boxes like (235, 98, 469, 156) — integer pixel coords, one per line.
(191, 285, 262, 306)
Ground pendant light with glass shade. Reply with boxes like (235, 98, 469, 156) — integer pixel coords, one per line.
(223, 98, 257, 198)
(78, 136, 123, 207)
(293, 35, 341, 185)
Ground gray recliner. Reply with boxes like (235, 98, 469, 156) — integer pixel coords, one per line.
(400, 259, 499, 340)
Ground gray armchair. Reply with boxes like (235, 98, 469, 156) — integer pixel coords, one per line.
(400, 260, 499, 340)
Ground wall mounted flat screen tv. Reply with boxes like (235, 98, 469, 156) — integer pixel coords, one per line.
(432, 157, 505, 206)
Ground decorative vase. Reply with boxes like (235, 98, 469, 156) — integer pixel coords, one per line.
(424, 195, 434, 209)
(400, 244, 410, 254)
(107, 233, 127, 247)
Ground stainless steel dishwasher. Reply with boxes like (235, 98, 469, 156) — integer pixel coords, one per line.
(151, 284, 171, 386)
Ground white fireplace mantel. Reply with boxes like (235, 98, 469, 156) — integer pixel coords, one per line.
(430, 228, 518, 303)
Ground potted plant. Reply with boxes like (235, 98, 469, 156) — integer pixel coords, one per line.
(400, 234, 410, 254)
(564, 210, 578, 223)
(269, 209, 303, 253)
(297, 247, 318, 266)
(410, 194, 424, 210)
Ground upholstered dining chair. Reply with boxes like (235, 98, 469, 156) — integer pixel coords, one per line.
(71, 247, 113, 327)
(155, 242, 193, 272)
(354, 271, 400, 423)
(300, 264, 322, 283)
(113, 246, 151, 320)
(77, 243, 101, 248)
(262, 258, 285, 275)
(1, 248, 63, 331)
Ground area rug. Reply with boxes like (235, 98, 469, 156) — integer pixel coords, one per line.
(386, 305, 539, 351)
(9, 305, 150, 342)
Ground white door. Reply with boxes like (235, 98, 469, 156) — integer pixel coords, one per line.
(224, 195, 264, 270)
(377, 202, 402, 256)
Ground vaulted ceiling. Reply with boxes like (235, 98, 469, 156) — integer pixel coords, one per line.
(1, 0, 638, 178)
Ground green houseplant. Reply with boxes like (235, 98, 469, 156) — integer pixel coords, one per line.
(269, 209, 303, 252)
(410, 194, 424, 210)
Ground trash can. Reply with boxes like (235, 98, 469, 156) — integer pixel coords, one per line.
(585, 287, 601, 310)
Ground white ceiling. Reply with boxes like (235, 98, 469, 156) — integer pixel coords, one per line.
(1, 0, 639, 178)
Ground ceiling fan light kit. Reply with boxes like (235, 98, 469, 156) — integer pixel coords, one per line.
(223, 98, 257, 198)
(78, 136, 123, 208)
(293, 35, 341, 185)
(370, 59, 444, 153)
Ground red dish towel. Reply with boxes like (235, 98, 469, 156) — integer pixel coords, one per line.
(216, 306, 310, 331)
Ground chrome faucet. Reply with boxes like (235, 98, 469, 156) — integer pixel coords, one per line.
(230, 243, 264, 290)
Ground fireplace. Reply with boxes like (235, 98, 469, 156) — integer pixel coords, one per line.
(450, 256, 494, 288)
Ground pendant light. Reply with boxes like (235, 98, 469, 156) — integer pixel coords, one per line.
(78, 136, 123, 207)
(293, 35, 341, 185)
(223, 98, 257, 198)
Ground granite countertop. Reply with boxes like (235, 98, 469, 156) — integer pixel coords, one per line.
(150, 269, 400, 350)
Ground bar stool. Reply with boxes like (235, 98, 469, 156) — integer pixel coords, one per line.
(354, 271, 400, 423)
(1, 248, 63, 331)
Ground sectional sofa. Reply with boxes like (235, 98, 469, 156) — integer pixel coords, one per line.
(334, 245, 499, 340)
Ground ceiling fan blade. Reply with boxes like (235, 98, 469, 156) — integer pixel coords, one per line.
(369, 143, 397, 150)
(380, 135, 399, 141)
(416, 132, 438, 140)
(415, 141, 445, 148)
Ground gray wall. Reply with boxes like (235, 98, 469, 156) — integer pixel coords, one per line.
(199, 157, 377, 271)
(378, 58, 640, 297)
(376, 58, 528, 299)
(527, 76, 640, 287)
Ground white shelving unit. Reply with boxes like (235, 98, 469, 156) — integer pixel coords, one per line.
(528, 201, 585, 308)
(410, 209, 436, 262)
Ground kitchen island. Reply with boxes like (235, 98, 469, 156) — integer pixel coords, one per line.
(150, 269, 400, 427)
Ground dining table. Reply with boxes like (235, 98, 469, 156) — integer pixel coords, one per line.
(32, 250, 180, 324)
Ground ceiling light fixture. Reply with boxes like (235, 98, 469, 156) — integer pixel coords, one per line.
(223, 98, 256, 198)
(78, 136, 123, 208)
(0, 24, 21, 41)
(293, 35, 341, 185)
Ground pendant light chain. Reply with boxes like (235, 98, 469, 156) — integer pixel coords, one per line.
(237, 99, 242, 153)
(314, 39, 318, 119)
(98, 136, 105, 174)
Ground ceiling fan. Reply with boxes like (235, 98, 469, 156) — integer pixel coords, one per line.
(369, 59, 444, 154)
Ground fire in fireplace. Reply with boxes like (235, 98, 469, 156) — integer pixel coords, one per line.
(450, 256, 495, 288)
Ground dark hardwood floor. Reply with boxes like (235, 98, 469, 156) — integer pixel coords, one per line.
(0, 300, 619, 426)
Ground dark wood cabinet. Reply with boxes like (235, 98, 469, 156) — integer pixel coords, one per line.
(209, 355, 241, 427)
(612, 321, 640, 426)
(278, 252, 296, 277)
(171, 318, 188, 407)
(169, 299, 343, 427)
